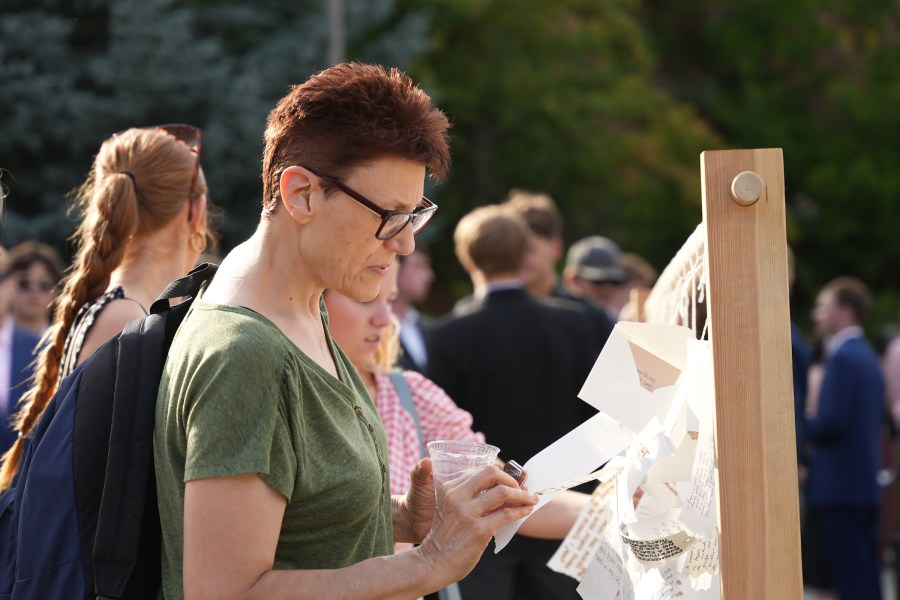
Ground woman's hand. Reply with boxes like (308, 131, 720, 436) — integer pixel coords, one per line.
(414, 465, 538, 584)
(393, 458, 437, 544)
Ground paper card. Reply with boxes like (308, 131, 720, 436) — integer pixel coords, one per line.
(618, 419, 676, 525)
(685, 342, 715, 428)
(634, 566, 719, 599)
(621, 529, 696, 563)
(661, 341, 710, 442)
(493, 413, 633, 551)
(633, 482, 682, 522)
(576, 545, 622, 600)
(629, 342, 682, 392)
(679, 387, 717, 538)
(677, 534, 719, 576)
(645, 436, 697, 485)
(580, 322, 695, 433)
(576, 497, 634, 600)
(548, 477, 617, 580)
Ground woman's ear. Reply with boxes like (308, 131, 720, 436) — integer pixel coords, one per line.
(280, 166, 316, 224)
(189, 192, 207, 231)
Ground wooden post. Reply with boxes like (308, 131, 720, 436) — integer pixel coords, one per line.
(701, 148, 802, 598)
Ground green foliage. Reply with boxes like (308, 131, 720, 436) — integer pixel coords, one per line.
(3, 0, 899, 333)
(0, 0, 429, 251)
(405, 0, 722, 309)
(645, 0, 900, 334)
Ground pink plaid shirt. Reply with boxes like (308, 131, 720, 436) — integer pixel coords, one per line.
(375, 371, 484, 572)
(373, 370, 484, 496)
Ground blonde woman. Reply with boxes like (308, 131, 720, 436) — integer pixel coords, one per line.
(324, 262, 590, 550)
(0, 124, 210, 490)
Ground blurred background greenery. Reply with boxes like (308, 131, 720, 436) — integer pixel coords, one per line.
(2, 0, 899, 338)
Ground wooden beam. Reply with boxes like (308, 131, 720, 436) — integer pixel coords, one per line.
(701, 148, 802, 598)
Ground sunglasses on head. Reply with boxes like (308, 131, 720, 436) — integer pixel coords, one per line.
(18, 278, 55, 293)
(112, 124, 203, 199)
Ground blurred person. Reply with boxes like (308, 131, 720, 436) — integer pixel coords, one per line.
(0, 124, 211, 491)
(884, 331, 900, 433)
(786, 246, 812, 463)
(324, 261, 484, 500)
(427, 205, 596, 600)
(152, 63, 537, 599)
(503, 190, 565, 299)
(504, 189, 614, 416)
(394, 244, 435, 372)
(805, 276, 885, 600)
(325, 261, 590, 532)
(562, 235, 626, 321)
(6, 240, 64, 336)
(616, 251, 657, 321)
(0, 247, 41, 454)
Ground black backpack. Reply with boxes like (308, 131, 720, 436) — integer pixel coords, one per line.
(0, 262, 217, 600)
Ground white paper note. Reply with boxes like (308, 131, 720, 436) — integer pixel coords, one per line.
(548, 477, 617, 579)
(493, 413, 633, 551)
(679, 386, 717, 538)
(579, 323, 695, 433)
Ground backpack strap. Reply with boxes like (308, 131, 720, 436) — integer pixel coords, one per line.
(93, 263, 217, 600)
(386, 371, 463, 600)
(150, 262, 218, 314)
(388, 370, 427, 458)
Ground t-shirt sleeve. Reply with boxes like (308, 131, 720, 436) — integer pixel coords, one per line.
(180, 320, 296, 499)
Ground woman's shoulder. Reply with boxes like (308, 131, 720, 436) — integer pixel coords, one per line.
(70, 294, 147, 369)
(178, 302, 291, 360)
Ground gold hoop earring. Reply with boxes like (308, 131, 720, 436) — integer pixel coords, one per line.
(190, 230, 207, 254)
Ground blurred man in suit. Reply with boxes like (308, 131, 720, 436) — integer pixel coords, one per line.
(393, 245, 435, 373)
(806, 276, 884, 600)
(427, 205, 595, 600)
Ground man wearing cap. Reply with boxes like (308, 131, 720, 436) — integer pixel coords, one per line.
(562, 235, 627, 321)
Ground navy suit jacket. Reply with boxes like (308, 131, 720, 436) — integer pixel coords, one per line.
(805, 335, 884, 507)
(1, 325, 41, 453)
(791, 322, 811, 458)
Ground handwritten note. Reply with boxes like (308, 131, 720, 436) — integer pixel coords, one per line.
(630, 342, 682, 392)
(677, 534, 719, 575)
(549, 478, 616, 579)
(679, 397, 717, 537)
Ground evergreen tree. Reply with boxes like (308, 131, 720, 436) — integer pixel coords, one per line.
(0, 0, 430, 251)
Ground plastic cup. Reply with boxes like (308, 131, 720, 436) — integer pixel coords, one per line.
(427, 440, 500, 504)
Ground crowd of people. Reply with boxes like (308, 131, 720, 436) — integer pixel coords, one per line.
(0, 61, 897, 599)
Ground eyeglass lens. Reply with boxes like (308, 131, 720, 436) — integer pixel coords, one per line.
(379, 205, 435, 240)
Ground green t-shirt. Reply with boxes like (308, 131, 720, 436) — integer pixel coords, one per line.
(154, 299, 393, 600)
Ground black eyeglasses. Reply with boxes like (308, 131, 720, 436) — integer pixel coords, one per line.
(303, 165, 437, 240)
(112, 124, 203, 199)
(18, 278, 55, 293)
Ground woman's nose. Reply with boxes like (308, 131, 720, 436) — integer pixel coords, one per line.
(385, 224, 416, 256)
(371, 302, 392, 327)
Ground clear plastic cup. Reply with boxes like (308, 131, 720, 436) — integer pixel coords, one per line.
(427, 440, 500, 504)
